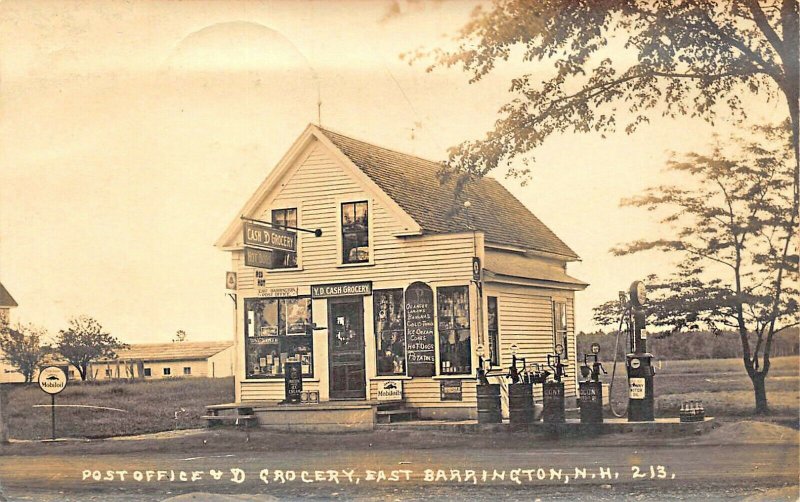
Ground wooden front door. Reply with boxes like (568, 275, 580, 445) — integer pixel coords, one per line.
(328, 297, 366, 399)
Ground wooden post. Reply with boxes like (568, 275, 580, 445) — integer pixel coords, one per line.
(0, 385, 8, 443)
(50, 394, 56, 441)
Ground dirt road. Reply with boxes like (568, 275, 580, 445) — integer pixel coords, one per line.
(0, 441, 797, 501)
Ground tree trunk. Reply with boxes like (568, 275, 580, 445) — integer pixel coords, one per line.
(752, 373, 769, 415)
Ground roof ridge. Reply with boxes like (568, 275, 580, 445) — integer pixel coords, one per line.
(317, 126, 507, 190)
(317, 126, 448, 169)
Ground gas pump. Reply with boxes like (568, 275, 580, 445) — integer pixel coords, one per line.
(626, 280, 655, 422)
(542, 347, 567, 423)
(578, 343, 606, 424)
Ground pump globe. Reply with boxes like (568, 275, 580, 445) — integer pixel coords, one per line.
(629, 280, 647, 307)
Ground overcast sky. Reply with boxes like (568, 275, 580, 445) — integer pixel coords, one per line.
(0, 0, 782, 343)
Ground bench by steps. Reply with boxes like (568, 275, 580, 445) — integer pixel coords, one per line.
(376, 402, 417, 424)
(203, 404, 257, 428)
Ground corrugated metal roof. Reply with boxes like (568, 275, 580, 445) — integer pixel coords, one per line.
(318, 128, 579, 259)
(0, 282, 18, 308)
(98, 342, 233, 362)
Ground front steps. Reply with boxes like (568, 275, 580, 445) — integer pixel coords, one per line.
(376, 401, 417, 424)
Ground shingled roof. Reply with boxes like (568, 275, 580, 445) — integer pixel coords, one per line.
(98, 342, 232, 363)
(318, 128, 579, 260)
(0, 282, 18, 308)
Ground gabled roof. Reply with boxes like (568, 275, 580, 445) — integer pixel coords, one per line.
(97, 342, 233, 363)
(216, 124, 579, 260)
(0, 282, 18, 308)
(317, 128, 579, 260)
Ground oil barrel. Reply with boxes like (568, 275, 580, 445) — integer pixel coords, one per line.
(542, 381, 566, 423)
(476, 384, 502, 423)
(508, 383, 534, 426)
(579, 381, 603, 424)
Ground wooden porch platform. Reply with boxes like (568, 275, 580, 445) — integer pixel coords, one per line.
(204, 400, 416, 432)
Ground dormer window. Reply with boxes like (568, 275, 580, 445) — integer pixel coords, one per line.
(341, 201, 369, 264)
(271, 208, 298, 269)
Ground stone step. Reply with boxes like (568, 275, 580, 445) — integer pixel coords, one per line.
(376, 408, 417, 424)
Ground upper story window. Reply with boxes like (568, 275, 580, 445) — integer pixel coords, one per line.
(271, 208, 298, 269)
(341, 201, 369, 264)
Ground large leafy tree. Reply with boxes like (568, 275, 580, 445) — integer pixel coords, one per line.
(55, 316, 127, 381)
(0, 322, 47, 383)
(606, 124, 797, 414)
(412, 0, 799, 203)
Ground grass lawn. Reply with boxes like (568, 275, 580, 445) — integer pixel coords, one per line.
(2, 377, 233, 440)
(1, 357, 796, 441)
(606, 356, 799, 417)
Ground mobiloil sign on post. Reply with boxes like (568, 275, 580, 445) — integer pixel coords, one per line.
(38, 366, 67, 441)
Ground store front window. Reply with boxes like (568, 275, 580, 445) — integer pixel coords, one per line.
(437, 286, 471, 375)
(374, 289, 406, 375)
(245, 297, 313, 378)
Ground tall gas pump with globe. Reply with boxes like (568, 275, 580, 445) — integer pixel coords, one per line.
(626, 280, 655, 421)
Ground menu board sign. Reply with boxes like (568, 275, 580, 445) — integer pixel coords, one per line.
(284, 361, 303, 404)
(405, 281, 435, 377)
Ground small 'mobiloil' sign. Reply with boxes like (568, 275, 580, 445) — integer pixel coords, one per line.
(38, 366, 67, 395)
(377, 380, 403, 401)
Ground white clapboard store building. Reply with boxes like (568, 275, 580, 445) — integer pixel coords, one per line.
(216, 125, 587, 419)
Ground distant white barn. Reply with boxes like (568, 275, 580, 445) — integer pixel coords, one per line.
(90, 342, 235, 380)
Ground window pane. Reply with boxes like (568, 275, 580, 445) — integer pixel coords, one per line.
(342, 203, 355, 226)
(438, 286, 471, 374)
(487, 297, 499, 366)
(285, 298, 311, 335)
(271, 208, 298, 268)
(374, 289, 406, 375)
(553, 301, 568, 358)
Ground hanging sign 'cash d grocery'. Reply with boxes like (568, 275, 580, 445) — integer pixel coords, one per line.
(243, 221, 297, 252)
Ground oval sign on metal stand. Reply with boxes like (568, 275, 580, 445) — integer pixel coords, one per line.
(38, 366, 67, 395)
(38, 366, 67, 441)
